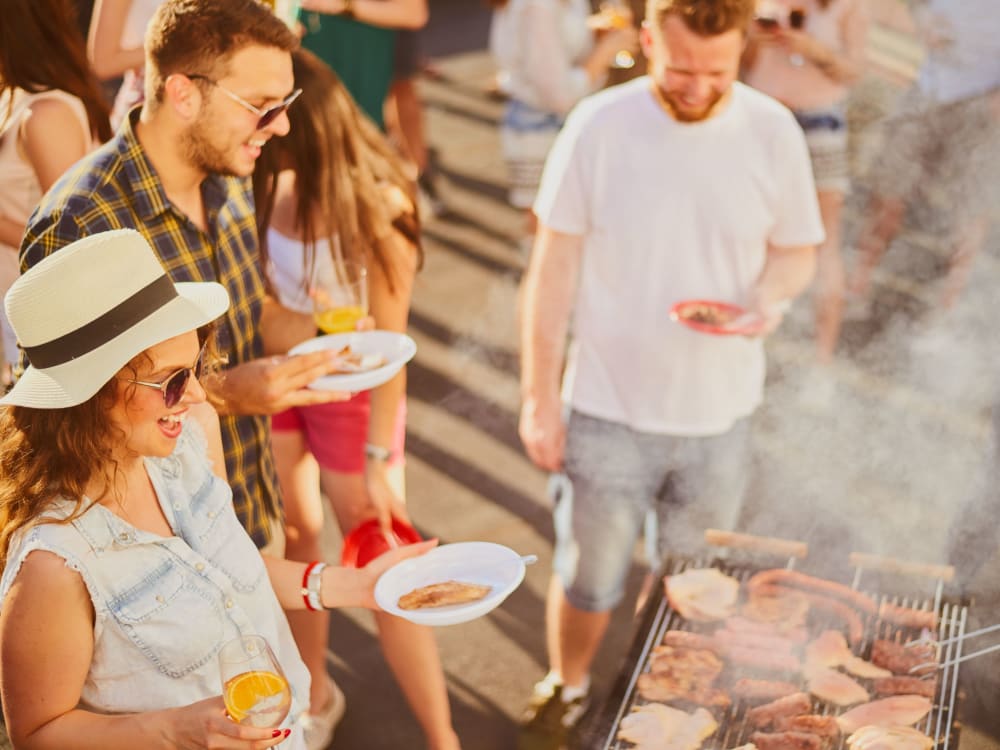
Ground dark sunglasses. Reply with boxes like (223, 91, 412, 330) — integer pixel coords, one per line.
(127, 340, 209, 408)
(186, 74, 302, 130)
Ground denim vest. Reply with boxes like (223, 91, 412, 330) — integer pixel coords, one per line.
(0, 421, 309, 747)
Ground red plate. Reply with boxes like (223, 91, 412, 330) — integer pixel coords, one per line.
(341, 517, 423, 568)
(669, 300, 763, 336)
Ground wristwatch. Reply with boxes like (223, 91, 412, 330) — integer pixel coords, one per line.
(365, 442, 393, 462)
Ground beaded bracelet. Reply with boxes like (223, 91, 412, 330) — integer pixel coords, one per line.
(301, 561, 327, 611)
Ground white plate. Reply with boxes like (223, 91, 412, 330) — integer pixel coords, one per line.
(289, 331, 417, 392)
(374, 542, 527, 626)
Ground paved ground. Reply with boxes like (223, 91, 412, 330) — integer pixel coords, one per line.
(3, 3, 998, 750)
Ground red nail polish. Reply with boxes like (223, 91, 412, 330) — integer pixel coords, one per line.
(284, 729, 292, 738)
(272, 729, 283, 738)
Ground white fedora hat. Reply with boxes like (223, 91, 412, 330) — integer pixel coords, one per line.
(1, 229, 230, 409)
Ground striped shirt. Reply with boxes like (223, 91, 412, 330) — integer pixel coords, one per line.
(21, 109, 280, 548)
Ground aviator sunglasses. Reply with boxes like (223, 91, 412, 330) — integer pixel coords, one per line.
(186, 74, 302, 130)
(126, 340, 209, 408)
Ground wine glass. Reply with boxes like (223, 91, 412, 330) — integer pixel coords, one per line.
(599, 0, 636, 70)
(312, 254, 369, 335)
(787, 7, 807, 67)
(219, 635, 292, 728)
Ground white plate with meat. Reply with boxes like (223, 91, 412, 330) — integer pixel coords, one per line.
(374, 542, 528, 626)
(289, 330, 416, 392)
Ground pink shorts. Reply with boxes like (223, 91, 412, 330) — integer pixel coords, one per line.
(271, 393, 407, 474)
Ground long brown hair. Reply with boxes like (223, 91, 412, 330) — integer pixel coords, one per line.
(0, 0, 112, 142)
(253, 48, 422, 295)
(0, 382, 123, 571)
(0, 325, 221, 572)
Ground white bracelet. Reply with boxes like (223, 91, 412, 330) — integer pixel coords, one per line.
(306, 562, 327, 611)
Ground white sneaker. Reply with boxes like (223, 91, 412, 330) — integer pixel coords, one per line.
(302, 676, 346, 750)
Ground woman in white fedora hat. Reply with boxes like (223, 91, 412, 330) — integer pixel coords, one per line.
(0, 229, 434, 749)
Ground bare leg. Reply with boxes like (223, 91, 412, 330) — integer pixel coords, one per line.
(385, 76, 428, 175)
(375, 612, 460, 750)
(940, 214, 990, 309)
(273, 430, 335, 715)
(815, 189, 846, 364)
(321, 468, 459, 749)
(848, 193, 906, 298)
(545, 576, 611, 688)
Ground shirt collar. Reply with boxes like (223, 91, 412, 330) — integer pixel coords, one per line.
(117, 107, 238, 228)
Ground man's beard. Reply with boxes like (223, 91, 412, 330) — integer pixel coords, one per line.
(181, 115, 239, 177)
(662, 88, 727, 123)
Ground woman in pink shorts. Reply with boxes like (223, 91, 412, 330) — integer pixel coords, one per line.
(254, 50, 460, 750)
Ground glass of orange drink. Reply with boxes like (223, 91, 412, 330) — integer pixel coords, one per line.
(219, 635, 292, 728)
(312, 256, 368, 335)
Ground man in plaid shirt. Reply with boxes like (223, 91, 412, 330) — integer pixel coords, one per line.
(21, 0, 346, 550)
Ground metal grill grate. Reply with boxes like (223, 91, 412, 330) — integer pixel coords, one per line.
(597, 552, 967, 750)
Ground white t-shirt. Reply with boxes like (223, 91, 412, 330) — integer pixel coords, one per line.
(265, 226, 341, 314)
(534, 78, 824, 436)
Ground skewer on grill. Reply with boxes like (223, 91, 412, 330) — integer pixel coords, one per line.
(909, 640, 1000, 673)
(904, 621, 1000, 648)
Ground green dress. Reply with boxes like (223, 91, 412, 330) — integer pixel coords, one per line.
(299, 12, 396, 129)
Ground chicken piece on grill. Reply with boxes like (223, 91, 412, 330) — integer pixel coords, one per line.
(616, 703, 718, 750)
(870, 640, 936, 676)
(637, 672, 731, 709)
(665, 568, 740, 622)
(749, 731, 823, 750)
(746, 692, 812, 729)
(803, 665, 869, 706)
(805, 629, 890, 678)
(649, 645, 724, 680)
(805, 629, 850, 668)
(871, 676, 937, 699)
(835, 696, 933, 734)
(774, 714, 840, 738)
(847, 725, 935, 750)
(843, 654, 892, 679)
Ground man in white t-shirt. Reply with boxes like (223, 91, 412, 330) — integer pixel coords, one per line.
(517, 0, 824, 739)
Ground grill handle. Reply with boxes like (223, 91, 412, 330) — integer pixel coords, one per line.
(704, 529, 808, 560)
(848, 552, 955, 582)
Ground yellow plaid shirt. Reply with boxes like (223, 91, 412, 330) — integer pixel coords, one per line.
(21, 110, 280, 548)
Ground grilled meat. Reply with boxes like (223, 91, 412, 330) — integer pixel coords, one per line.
(870, 639, 936, 676)
(746, 692, 812, 729)
(835, 696, 934, 734)
(397, 581, 491, 610)
(617, 703, 718, 750)
(803, 665, 869, 706)
(774, 715, 840, 738)
(666, 568, 741, 622)
(847, 725, 935, 750)
(747, 569, 877, 615)
(732, 678, 800, 703)
(877, 602, 937, 630)
(871, 676, 937, 699)
(741, 588, 810, 630)
(750, 731, 823, 750)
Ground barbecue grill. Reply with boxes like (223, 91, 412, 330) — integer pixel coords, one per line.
(589, 530, 968, 750)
